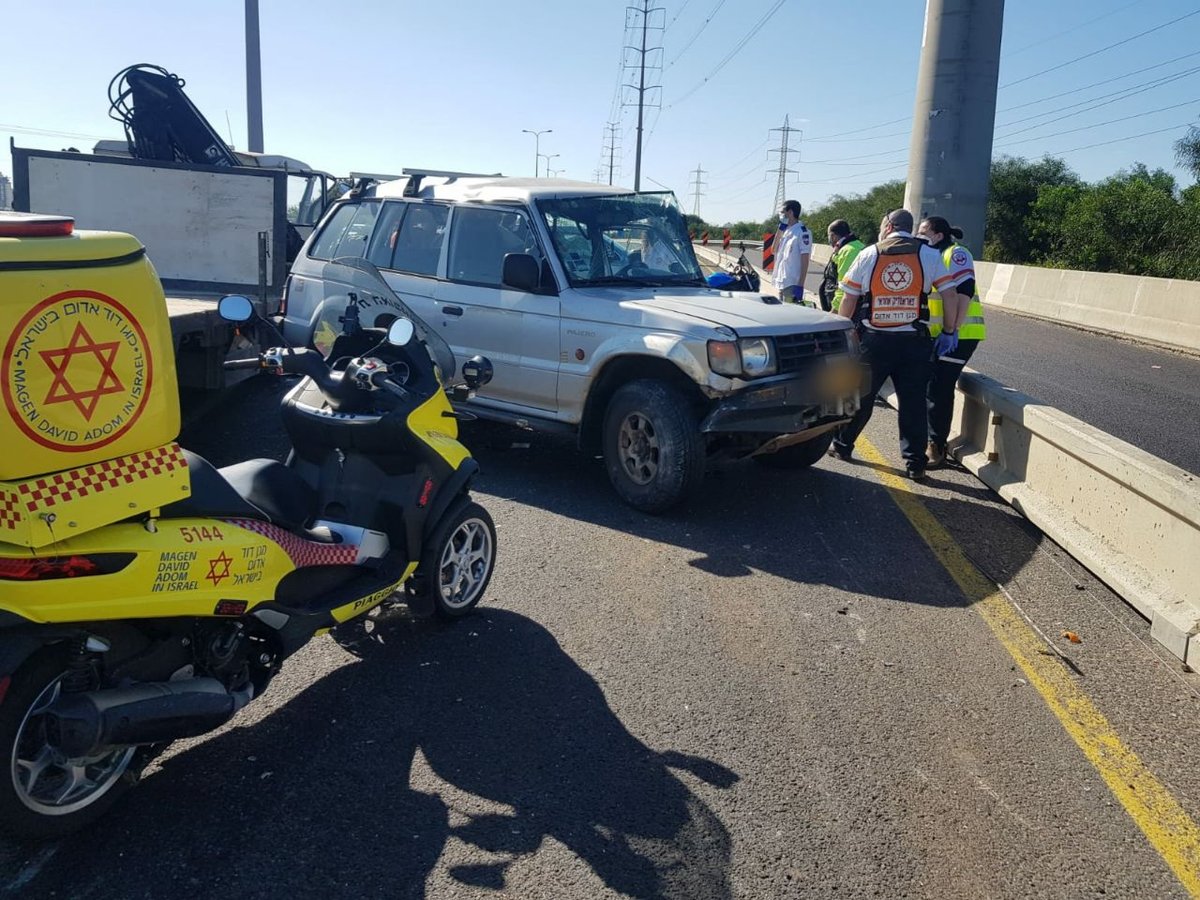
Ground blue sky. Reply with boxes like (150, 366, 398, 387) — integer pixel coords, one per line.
(3, 0, 1198, 225)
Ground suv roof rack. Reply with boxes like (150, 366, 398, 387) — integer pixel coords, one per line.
(400, 167, 503, 197)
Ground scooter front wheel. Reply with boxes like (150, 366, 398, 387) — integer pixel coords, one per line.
(0, 650, 136, 839)
(420, 500, 497, 618)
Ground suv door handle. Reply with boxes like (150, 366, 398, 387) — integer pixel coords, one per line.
(443, 305, 464, 317)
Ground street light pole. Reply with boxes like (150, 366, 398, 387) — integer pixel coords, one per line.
(539, 153, 560, 178)
(522, 128, 552, 177)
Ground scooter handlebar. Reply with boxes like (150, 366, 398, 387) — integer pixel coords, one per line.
(223, 358, 263, 371)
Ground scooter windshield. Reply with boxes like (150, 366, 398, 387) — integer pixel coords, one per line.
(322, 257, 457, 381)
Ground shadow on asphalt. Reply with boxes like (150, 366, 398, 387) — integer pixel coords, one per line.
(463, 422, 1038, 609)
(14, 609, 735, 900)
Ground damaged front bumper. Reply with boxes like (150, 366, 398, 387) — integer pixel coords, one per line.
(700, 356, 867, 438)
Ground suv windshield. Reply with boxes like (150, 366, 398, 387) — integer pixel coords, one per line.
(538, 192, 705, 288)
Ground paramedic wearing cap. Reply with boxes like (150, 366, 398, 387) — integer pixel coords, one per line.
(773, 200, 813, 303)
(828, 209, 967, 479)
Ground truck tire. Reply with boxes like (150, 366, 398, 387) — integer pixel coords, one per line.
(753, 431, 835, 470)
(602, 380, 705, 514)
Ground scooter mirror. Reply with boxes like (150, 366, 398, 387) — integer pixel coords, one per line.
(219, 295, 255, 323)
(387, 317, 416, 346)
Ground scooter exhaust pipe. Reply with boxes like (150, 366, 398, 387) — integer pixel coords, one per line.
(44, 678, 251, 758)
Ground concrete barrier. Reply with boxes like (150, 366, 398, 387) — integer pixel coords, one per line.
(947, 372, 1200, 662)
(976, 261, 1200, 354)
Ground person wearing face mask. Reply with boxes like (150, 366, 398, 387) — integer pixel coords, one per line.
(818, 220, 865, 313)
(917, 216, 988, 467)
(827, 209, 967, 479)
(773, 199, 813, 303)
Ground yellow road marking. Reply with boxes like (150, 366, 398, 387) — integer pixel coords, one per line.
(857, 437, 1200, 896)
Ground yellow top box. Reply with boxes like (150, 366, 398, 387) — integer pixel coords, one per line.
(0, 213, 181, 482)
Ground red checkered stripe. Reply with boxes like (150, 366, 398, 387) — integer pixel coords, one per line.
(17, 444, 186, 512)
(221, 518, 360, 568)
(0, 491, 22, 530)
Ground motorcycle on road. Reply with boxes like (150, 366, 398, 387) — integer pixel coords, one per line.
(0, 253, 497, 839)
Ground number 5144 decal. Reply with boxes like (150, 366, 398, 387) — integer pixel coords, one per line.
(179, 525, 225, 543)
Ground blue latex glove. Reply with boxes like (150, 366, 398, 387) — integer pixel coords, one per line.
(933, 331, 959, 358)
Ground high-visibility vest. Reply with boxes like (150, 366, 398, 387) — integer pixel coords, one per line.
(929, 243, 988, 340)
(863, 235, 929, 330)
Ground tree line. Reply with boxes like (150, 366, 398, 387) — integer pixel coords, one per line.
(696, 138, 1200, 280)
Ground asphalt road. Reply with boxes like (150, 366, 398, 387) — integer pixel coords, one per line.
(4, 375, 1200, 899)
(718, 247, 1200, 474)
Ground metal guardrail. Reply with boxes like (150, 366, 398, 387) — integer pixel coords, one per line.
(692, 240, 764, 250)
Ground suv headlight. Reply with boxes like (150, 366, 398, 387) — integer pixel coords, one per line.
(739, 337, 776, 377)
(707, 338, 777, 378)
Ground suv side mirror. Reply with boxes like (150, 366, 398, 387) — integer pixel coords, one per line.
(461, 355, 494, 389)
(501, 253, 540, 292)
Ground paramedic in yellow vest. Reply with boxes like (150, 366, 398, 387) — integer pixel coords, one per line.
(818, 220, 866, 312)
(773, 200, 813, 303)
(917, 217, 988, 466)
(828, 209, 968, 480)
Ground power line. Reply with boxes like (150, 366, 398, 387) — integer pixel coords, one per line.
(1002, 0, 1149, 58)
(995, 65, 1200, 135)
(997, 50, 1200, 114)
(1, 122, 110, 141)
(995, 99, 1199, 149)
(709, 137, 770, 177)
(1039, 120, 1197, 156)
(999, 8, 1200, 89)
(664, 0, 693, 32)
(669, 0, 787, 108)
(805, 117, 910, 143)
(798, 7, 1200, 152)
(664, 0, 727, 68)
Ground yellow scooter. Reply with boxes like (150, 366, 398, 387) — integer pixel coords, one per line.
(0, 230, 496, 838)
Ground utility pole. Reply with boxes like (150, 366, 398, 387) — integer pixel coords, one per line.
(768, 116, 801, 219)
(688, 164, 708, 217)
(903, 0, 1005, 257)
(623, 1, 664, 191)
(245, 0, 264, 152)
(603, 122, 622, 186)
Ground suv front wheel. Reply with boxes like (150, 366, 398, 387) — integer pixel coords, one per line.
(602, 380, 705, 514)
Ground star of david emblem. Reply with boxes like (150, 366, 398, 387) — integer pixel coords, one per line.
(38, 323, 125, 421)
(881, 262, 913, 291)
(206, 551, 234, 587)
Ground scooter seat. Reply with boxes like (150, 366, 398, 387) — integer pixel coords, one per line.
(161, 452, 315, 534)
(219, 458, 315, 533)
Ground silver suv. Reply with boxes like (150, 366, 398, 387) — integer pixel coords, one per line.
(283, 172, 862, 513)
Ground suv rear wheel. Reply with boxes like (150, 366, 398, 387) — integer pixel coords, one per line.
(602, 380, 705, 514)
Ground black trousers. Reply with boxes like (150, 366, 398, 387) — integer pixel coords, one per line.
(927, 339, 980, 450)
(833, 330, 933, 468)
